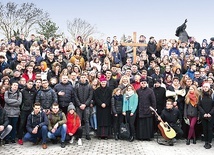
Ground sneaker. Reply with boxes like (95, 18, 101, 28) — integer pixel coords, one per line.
(61, 142, 66, 148)
(18, 139, 23, 145)
(86, 135, 91, 140)
(42, 143, 47, 149)
(69, 136, 74, 144)
(78, 138, 82, 146)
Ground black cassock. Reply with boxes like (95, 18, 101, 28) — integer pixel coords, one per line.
(94, 86, 112, 137)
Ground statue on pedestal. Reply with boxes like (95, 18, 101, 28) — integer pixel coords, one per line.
(175, 19, 189, 43)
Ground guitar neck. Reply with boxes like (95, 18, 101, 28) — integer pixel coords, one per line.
(149, 106, 164, 123)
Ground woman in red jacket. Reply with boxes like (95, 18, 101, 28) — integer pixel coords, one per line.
(66, 103, 83, 146)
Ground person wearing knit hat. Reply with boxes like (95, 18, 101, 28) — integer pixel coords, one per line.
(202, 82, 210, 89)
(67, 103, 76, 112)
(66, 102, 83, 146)
(140, 78, 147, 83)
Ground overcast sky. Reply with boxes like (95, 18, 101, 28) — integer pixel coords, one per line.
(1, 0, 214, 42)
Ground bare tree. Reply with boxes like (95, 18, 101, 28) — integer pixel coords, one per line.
(0, 2, 49, 40)
(67, 18, 97, 42)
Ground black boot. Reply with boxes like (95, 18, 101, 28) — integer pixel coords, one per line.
(186, 139, 190, 145)
(0, 139, 3, 146)
(129, 136, 134, 142)
(114, 133, 118, 140)
(193, 138, 196, 144)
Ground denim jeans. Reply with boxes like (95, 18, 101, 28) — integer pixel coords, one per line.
(6, 117, 18, 141)
(90, 106, 97, 130)
(0, 125, 12, 139)
(47, 124, 67, 142)
(23, 125, 48, 144)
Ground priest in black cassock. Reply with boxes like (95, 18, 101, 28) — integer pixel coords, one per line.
(94, 75, 112, 139)
(136, 78, 156, 140)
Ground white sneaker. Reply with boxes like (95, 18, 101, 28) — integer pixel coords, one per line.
(78, 138, 82, 146)
(69, 136, 74, 144)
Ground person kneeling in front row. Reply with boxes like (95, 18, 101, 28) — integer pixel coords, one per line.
(47, 103, 67, 148)
(158, 99, 183, 146)
(23, 102, 48, 149)
(66, 103, 83, 146)
(0, 104, 12, 146)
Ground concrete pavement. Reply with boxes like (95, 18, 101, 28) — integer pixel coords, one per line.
(0, 137, 213, 155)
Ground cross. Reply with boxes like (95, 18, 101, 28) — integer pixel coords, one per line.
(121, 32, 147, 64)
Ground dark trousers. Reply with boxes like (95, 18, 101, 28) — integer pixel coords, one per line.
(66, 127, 83, 141)
(201, 118, 213, 143)
(113, 113, 123, 135)
(18, 110, 31, 139)
(171, 123, 183, 139)
(125, 111, 136, 137)
(6, 117, 18, 141)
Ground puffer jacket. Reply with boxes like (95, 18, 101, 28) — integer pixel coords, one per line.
(74, 81, 93, 107)
(35, 87, 57, 109)
(54, 82, 74, 107)
(21, 87, 37, 111)
(111, 95, 123, 114)
(4, 90, 22, 117)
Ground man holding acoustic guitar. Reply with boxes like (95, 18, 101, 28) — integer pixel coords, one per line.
(156, 99, 183, 146)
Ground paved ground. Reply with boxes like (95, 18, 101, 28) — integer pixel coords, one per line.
(0, 137, 213, 155)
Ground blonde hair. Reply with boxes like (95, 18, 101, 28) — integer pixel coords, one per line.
(185, 85, 200, 104)
(119, 75, 130, 85)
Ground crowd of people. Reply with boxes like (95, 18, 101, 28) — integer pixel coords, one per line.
(0, 33, 214, 150)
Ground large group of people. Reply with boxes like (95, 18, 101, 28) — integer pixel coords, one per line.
(0, 33, 214, 150)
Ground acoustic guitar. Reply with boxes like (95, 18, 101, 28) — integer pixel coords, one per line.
(149, 106, 176, 140)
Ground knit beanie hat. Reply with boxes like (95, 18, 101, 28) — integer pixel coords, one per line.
(67, 103, 76, 111)
(203, 82, 210, 89)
